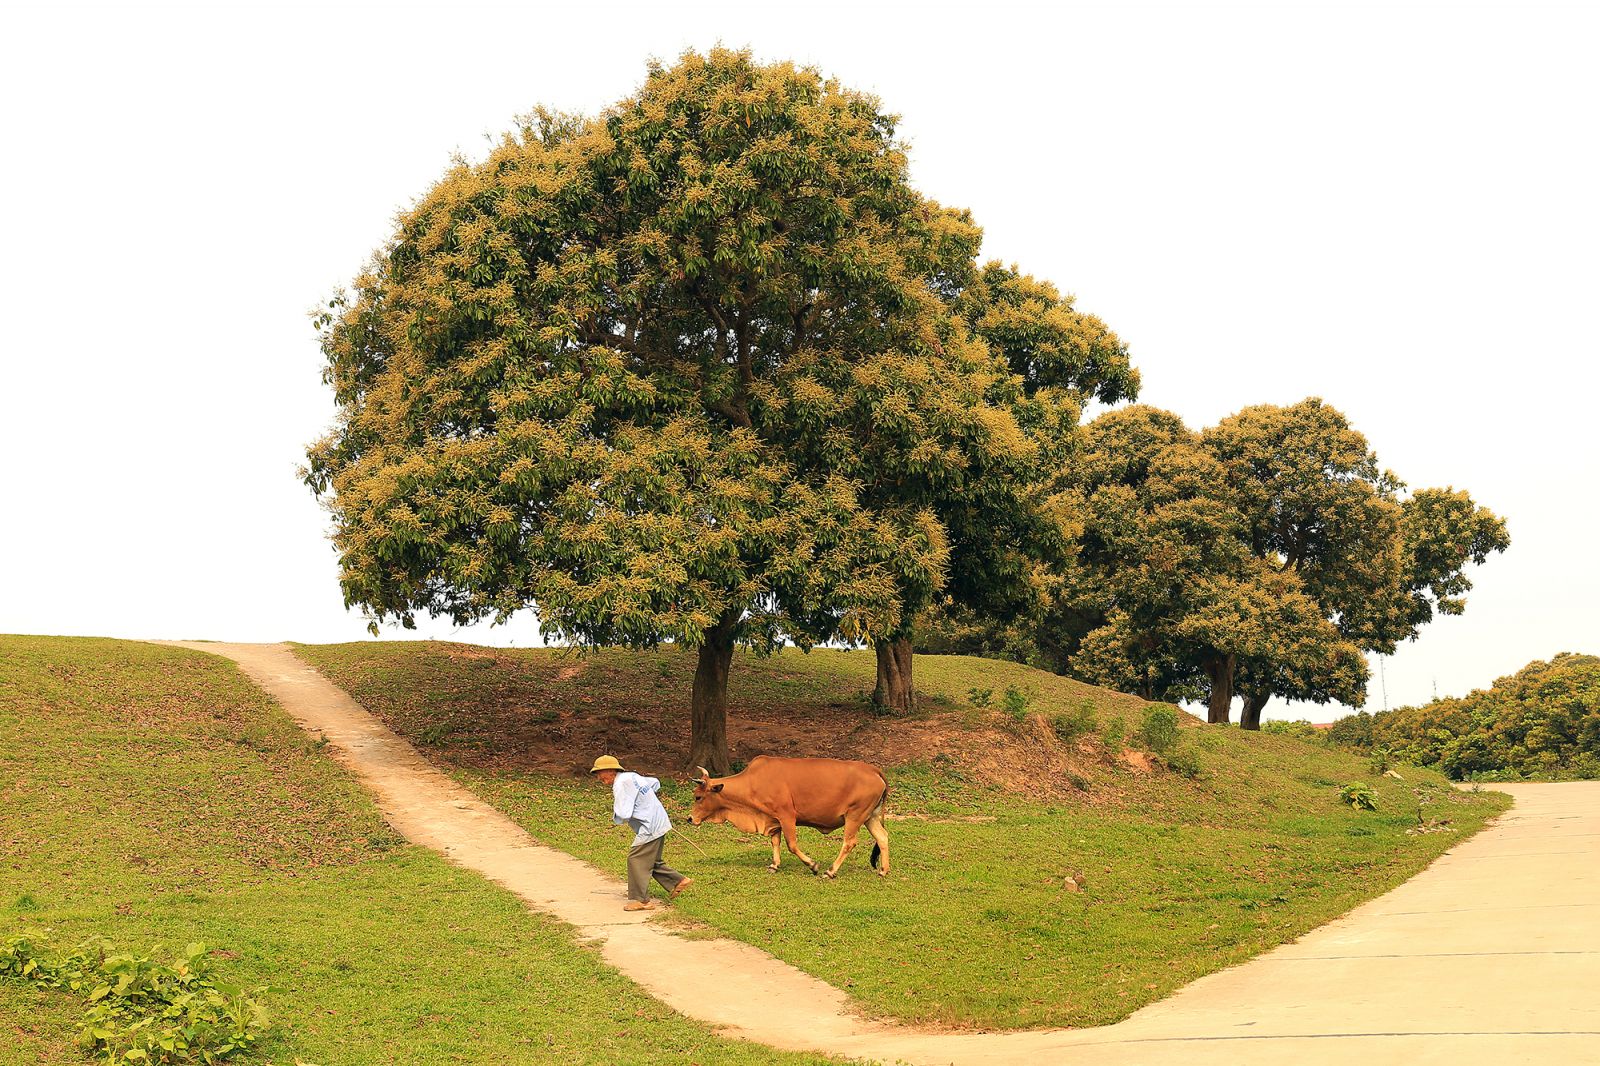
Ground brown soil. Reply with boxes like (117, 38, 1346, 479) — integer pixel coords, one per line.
(1118, 749, 1155, 773)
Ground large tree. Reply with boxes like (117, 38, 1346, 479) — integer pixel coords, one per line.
(1058, 406, 1364, 722)
(869, 262, 1138, 711)
(1202, 399, 1508, 727)
(1017, 400, 1501, 728)
(306, 50, 1046, 771)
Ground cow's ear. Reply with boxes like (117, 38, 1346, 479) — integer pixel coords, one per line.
(711, 782, 724, 793)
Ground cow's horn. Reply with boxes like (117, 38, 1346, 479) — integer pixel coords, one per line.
(695, 765, 711, 782)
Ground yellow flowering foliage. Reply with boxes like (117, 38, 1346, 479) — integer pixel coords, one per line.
(1362, 653, 1600, 780)
(1203, 400, 1508, 660)
(303, 49, 1117, 669)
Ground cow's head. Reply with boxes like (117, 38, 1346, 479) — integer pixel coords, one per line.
(689, 766, 727, 826)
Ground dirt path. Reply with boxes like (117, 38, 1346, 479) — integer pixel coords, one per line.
(162, 642, 1600, 1065)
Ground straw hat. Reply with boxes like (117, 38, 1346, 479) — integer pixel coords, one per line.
(588, 755, 625, 774)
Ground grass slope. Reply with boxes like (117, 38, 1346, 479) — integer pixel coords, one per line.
(297, 640, 1511, 1031)
(0, 636, 840, 1065)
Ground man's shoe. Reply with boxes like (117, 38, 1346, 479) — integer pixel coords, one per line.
(672, 877, 695, 897)
(623, 900, 655, 912)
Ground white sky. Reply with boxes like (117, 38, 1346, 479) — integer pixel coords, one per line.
(2, 0, 1595, 721)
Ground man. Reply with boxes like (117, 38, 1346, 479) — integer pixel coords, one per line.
(589, 755, 693, 911)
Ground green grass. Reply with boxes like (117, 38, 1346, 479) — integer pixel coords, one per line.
(295, 640, 1512, 1031)
(0, 636, 842, 1065)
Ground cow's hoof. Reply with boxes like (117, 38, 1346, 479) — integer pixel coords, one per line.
(824, 870, 837, 880)
(876, 869, 888, 878)
(766, 865, 779, 873)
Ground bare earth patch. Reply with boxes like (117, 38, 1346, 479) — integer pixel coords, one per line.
(294, 642, 1151, 803)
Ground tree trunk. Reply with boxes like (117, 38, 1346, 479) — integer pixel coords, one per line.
(688, 613, 739, 774)
(872, 635, 914, 714)
(1203, 654, 1237, 724)
(1240, 691, 1271, 731)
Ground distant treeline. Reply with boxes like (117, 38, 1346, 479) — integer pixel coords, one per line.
(1327, 653, 1600, 780)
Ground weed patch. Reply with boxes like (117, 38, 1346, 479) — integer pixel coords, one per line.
(2, 935, 269, 1063)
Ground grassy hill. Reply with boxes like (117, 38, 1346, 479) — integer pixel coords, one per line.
(297, 640, 1511, 1030)
(0, 636, 841, 1065)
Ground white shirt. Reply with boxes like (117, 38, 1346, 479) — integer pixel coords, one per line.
(611, 771, 671, 846)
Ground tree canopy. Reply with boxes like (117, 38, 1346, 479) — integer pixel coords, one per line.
(928, 399, 1506, 727)
(304, 49, 1117, 769)
(1072, 400, 1505, 725)
(1056, 405, 1366, 723)
(869, 260, 1137, 711)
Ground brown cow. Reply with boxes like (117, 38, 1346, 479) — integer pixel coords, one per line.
(689, 756, 890, 878)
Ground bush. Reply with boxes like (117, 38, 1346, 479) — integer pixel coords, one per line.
(1050, 700, 1099, 744)
(1165, 743, 1203, 779)
(1325, 710, 1374, 749)
(1365, 654, 1600, 780)
(1262, 719, 1320, 743)
(1139, 704, 1181, 754)
(0, 934, 269, 1063)
(1001, 685, 1034, 721)
(967, 687, 994, 709)
(1339, 783, 1378, 811)
(1099, 714, 1126, 752)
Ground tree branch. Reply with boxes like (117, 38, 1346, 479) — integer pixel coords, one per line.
(711, 399, 752, 429)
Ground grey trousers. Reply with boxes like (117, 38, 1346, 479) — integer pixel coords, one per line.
(627, 834, 685, 902)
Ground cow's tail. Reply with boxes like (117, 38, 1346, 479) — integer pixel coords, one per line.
(869, 780, 889, 871)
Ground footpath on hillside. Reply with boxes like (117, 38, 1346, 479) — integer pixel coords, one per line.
(158, 642, 1600, 1066)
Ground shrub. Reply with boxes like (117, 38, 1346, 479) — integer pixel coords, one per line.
(967, 687, 994, 709)
(1262, 719, 1320, 743)
(1001, 685, 1034, 721)
(1325, 710, 1374, 749)
(1165, 743, 1203, 779)
(1099, 714, 1126, 752)
(1050, 700, 1099, 744)
(1339, 783, 1378, 811)
(1139, 704, 1181, 754)
(1, 935, 269, 1063)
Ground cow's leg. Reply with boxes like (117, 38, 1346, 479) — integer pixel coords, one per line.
(825, 813, 867, 879)
(780, 819, 820, 874)
(865, 811, 890, 876)
(767, 829, 782, 872)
